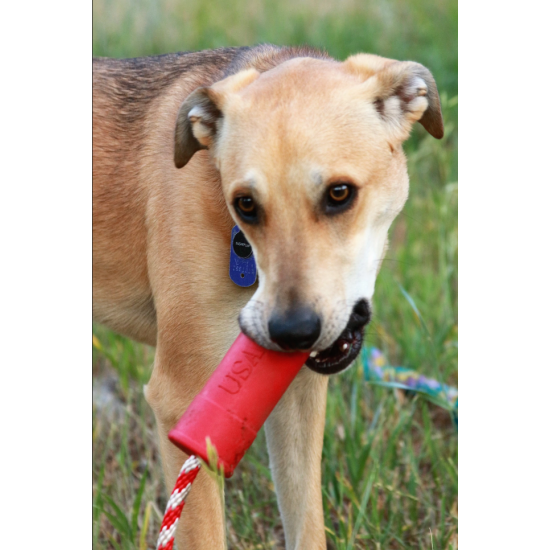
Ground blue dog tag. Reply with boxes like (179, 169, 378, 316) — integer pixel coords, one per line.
(230, 225, 257, 287)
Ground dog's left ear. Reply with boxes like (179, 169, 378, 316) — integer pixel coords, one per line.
(344, 54, 444, 141)
(174, 87, 217, 168)
(174, 68, 260, 169)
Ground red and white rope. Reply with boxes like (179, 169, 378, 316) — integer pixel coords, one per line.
(156, 455, 201, 550)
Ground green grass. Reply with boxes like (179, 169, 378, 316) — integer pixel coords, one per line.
(93, 1, 457, 548)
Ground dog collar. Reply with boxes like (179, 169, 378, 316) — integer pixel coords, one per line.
(229, 225, 257, 287)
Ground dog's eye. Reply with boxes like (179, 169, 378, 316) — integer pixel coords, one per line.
(237, 197, 255, 213)
(234, 196, 258, 223)
(325, 183, 355, 214)
(329, 185, 350, 202)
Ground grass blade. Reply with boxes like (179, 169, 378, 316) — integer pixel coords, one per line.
(131, 464, 148, 540)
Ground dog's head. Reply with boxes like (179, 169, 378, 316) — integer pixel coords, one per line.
(174, 54, 443, 374)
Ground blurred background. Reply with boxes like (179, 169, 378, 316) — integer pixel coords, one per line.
(93, 1, 457, 548)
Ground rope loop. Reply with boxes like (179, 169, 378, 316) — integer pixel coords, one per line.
(156, 455, 201, 550)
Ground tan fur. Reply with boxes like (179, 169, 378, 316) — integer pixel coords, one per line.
(93, 45, 442, 549)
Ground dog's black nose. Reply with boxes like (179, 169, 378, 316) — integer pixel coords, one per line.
(268, 307, 321, 351)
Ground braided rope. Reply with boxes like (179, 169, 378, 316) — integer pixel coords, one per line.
(156, 455, 201, 550)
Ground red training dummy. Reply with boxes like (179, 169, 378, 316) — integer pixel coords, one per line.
(168, 333, 309, 477)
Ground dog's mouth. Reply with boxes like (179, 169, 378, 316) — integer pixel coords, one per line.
(305, 327, 364, 375)
(305, 299, 370, 375)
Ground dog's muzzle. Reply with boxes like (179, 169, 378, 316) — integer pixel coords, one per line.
(305, 299, 371, 375)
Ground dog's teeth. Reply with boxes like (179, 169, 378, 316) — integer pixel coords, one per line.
(309, 351, 318, 358)
(339, 341, 350, 353)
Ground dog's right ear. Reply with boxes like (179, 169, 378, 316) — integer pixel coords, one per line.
(344, 53, 444, 141)
(174, 68, 261, 169)
(174, 88, 221, 169)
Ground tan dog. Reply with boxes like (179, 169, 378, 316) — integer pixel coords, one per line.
(93, 44, 443, 549)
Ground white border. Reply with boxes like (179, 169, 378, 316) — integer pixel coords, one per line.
(461, 0, 549, 547)
(0, 1, 89, 544)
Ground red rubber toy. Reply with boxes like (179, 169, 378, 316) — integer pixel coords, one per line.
(168, 333, 309, 477)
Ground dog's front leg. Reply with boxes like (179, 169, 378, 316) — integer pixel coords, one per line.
(264, 367, 329, 550)
(145, 353, 227, 550)
(155, 420, 225, 549)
